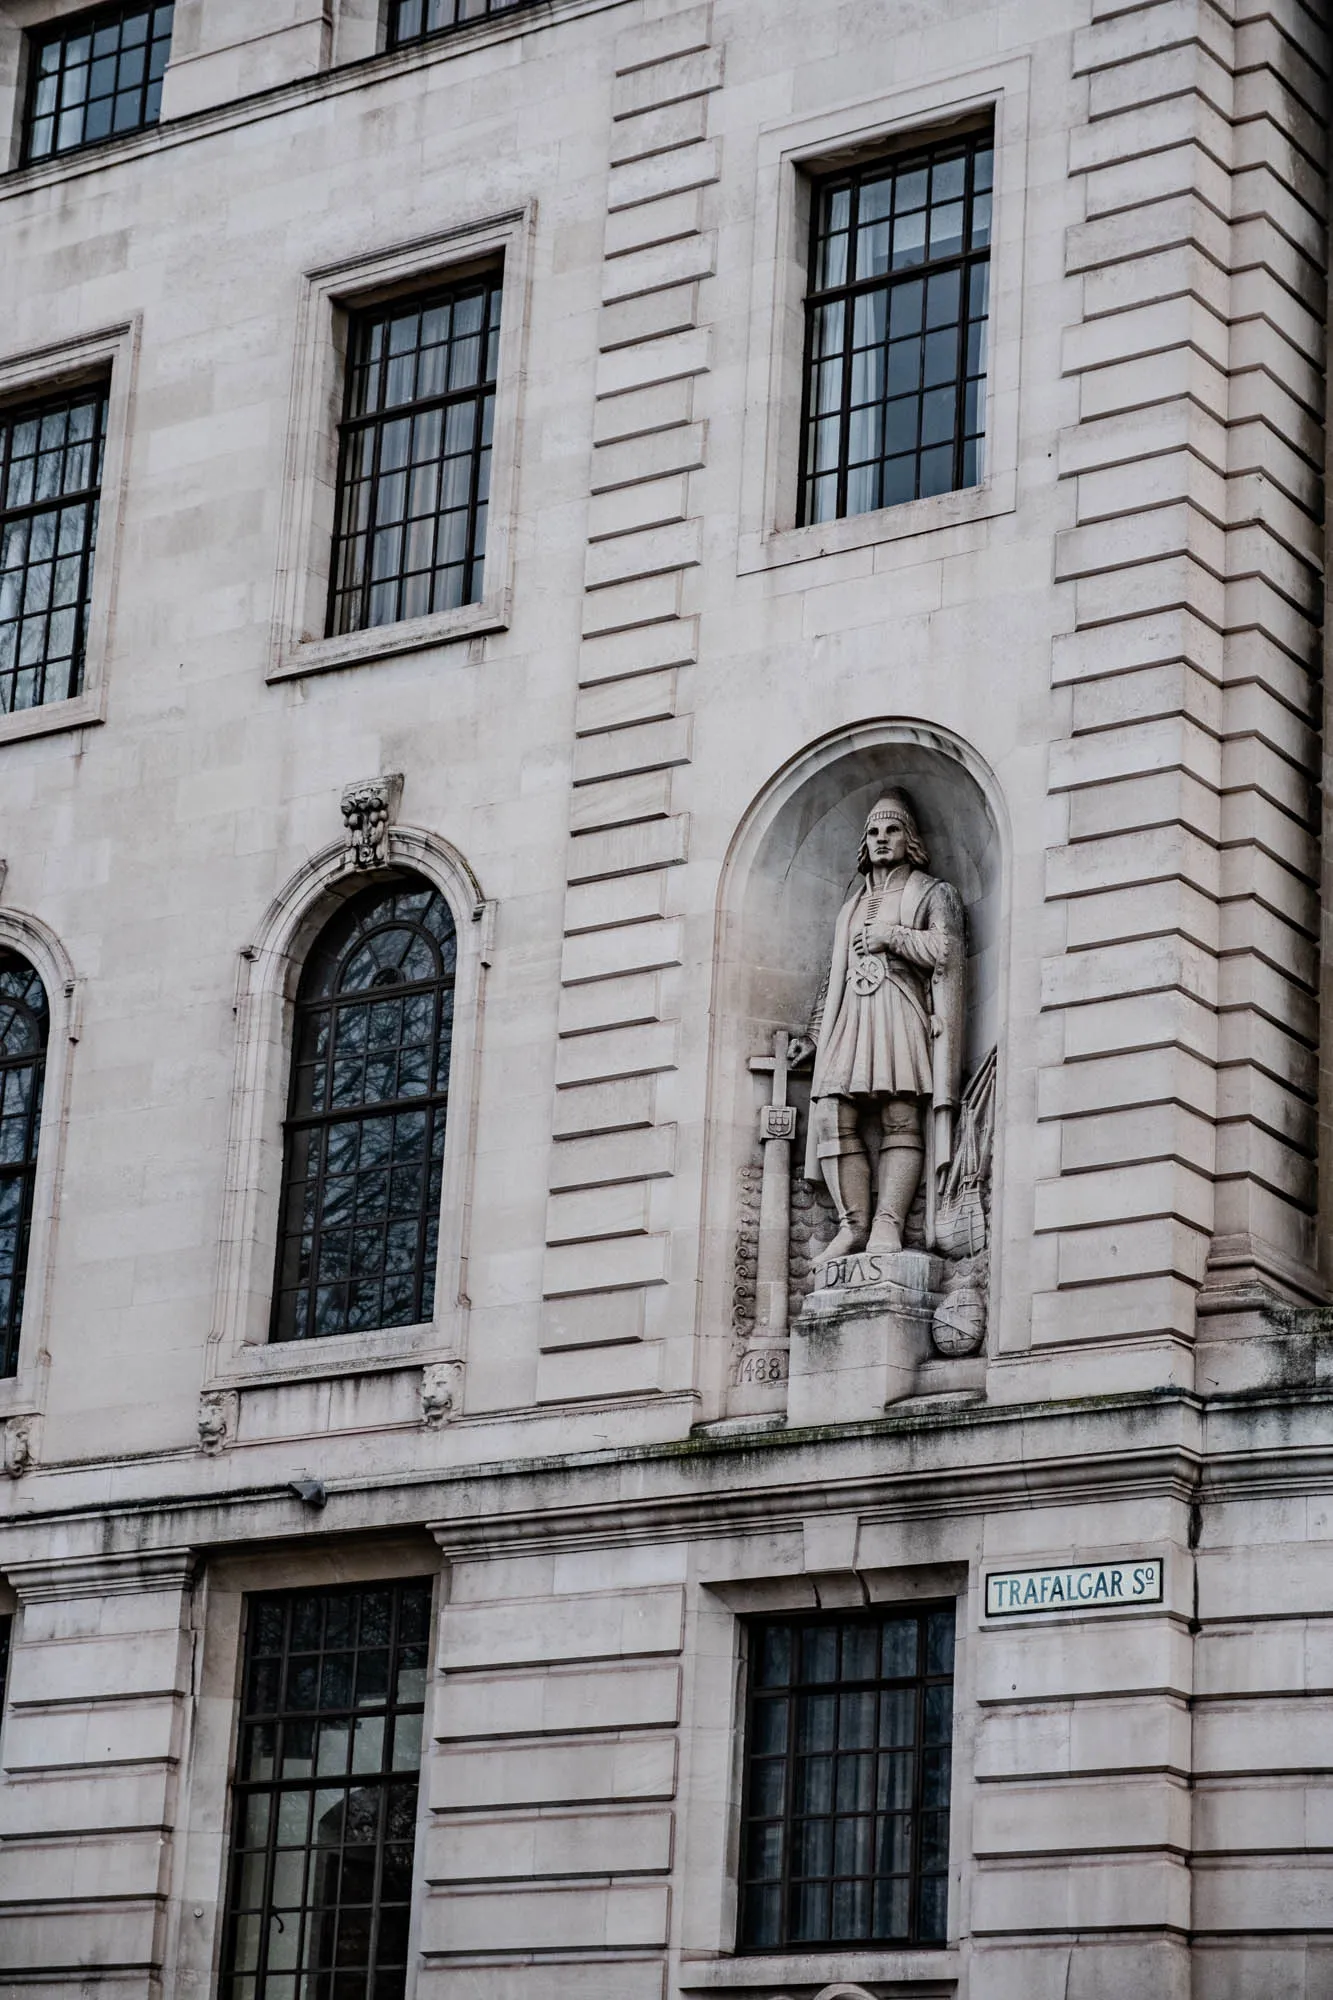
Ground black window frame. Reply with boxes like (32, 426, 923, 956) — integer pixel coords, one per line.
(737, 1603, 956, 1953)
(21, 2, 174, 167)
(219, 1576, 433, 2000)
(0, 378, 109, 717)
(270, 876, 457, 1345)
(386, 0, 544, 52)
(798, 121, 993, 528)
(0, 950, 50, 1380)
(326, 269, 502, 639)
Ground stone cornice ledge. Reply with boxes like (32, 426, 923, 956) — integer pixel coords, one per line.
(2, 1389, 1333, 1567)
(5, 1545, 195, 1601)
(0, 0, 631, 208)
(679, 1948, 959, 1990)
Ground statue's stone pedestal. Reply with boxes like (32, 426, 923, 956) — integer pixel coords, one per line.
(789, 1249, 944, 1425)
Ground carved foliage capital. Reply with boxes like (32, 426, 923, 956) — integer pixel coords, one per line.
(341, 774, 404, 872)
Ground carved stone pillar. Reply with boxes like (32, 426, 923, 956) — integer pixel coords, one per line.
(730, 1032, 800, 1416)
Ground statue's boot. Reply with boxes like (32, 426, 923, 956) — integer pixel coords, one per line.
(866, 1141, 923, 1255)
(820, 1150, 872, 1260)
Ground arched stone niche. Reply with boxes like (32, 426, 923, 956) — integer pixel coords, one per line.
(706, 720, 1007, 1413)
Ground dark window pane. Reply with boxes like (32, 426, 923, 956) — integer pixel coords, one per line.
(329, 273, 500, 637)
(739, 1607, 954, 1953)
(388, 0, 542, 48)
(799, 125, 992, 524)
(24, 3, 174, 162)
(272, 880, 456, 1343)
(0, 952, 49, 1377)
(221, 1580, 431, 2000)
(0, 383, 107, 716)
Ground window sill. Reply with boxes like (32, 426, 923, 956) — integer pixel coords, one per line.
(268, 595, 508, 681)
(678, 1949, 959, 1989)
(0, 688, 105, 747)
(215, 1322, 439, 1389)
(738, 470, 1015, 577)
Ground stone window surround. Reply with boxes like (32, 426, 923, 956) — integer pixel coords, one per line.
(1, 0, 178, 171)
(735, 56, 1030, 580)
(682, 1554, 971, 1991)
(0, 907, 78, 1423)
(0, 317, 138, 747)
(19, 0, 174, 168)
(170, 1538, 442, 2000)
(268, 208, 534, 684)
(203, 823, 494, 1397)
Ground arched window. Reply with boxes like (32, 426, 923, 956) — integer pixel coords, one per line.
(0, 951, 48, 1378)
(272, 878, 456, 1343)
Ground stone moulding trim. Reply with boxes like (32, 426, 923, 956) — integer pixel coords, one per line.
(268, 209, 534, 683)
(0, 318, 140, 749)
(204, 824, 492, 1401)
(425, 1462, 1202, 1561)
(0, 906, 79, 1423)
(6, 1548, 196, 1602)
(679, 1961, 959, 1994)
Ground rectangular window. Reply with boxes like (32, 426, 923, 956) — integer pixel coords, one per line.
(739, 1606, 955, 1952)
(0, 1613, 10, 1715)
(0, 382, 108, 715)
(388, 0, 537, 50)
(24, 3, 174, 165)
(328, 274, 501, 637)
(221, 1578, 432, 2000)
(800, 125, 992, 525)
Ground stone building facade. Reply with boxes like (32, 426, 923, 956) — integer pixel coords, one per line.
(0, 0, 1328, 1996)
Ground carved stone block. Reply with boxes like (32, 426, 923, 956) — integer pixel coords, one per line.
(341, 774, 404, 872)
(421, 1359, 463, 1427)
(790, 1250, 943, 1421)
(4, 1416, 33, 1478)
(197, 1390, 238, 1453)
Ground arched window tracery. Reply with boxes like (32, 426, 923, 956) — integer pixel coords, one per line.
(272, 877, 456, 1343)
(0, 950, 49, 1378)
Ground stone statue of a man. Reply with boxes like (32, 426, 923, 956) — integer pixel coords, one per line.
(802, 790, 965, 1258)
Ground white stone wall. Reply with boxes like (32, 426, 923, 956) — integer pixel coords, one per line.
(0, 0, 1327, 1994)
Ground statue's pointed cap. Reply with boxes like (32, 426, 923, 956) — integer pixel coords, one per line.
(864, 790, 917, 828)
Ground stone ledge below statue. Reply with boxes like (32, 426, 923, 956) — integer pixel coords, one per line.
(790, 1247, 982, 1423)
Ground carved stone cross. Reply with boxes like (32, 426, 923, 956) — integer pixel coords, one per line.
(745, 1030, 805, 1337)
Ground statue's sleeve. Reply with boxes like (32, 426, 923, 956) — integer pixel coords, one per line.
(805, 967, 831, 1045)
(928, 880, 967, 1108)
(889, 924, 951, 970)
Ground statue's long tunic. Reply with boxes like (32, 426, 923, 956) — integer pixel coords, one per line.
(813, 877, 935, 1099)
(805, 865, 966, 1180)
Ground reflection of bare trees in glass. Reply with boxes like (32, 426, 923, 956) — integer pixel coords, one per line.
(220, 1579, 428, 2000)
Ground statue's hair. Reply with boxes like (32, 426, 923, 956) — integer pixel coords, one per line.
(857, 791, 929, 874)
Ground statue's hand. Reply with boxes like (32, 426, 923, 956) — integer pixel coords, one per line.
(863, 918, 902, 954)
(785, 1035, 815, 1069)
